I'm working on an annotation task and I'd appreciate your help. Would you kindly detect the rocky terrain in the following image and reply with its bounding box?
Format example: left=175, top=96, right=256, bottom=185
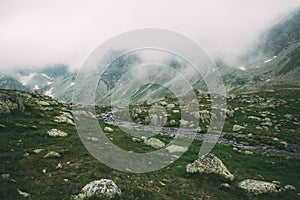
left=0, top=89, right=299, bottom=199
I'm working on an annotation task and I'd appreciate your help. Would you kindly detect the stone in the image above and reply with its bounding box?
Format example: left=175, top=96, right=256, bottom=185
left=44, top=151, right=61, bottom=158
left=1, top=174, right=10, bottom=179
left=33, top=149, right=45, bottom=153
left=87, top=137, right=98, bottom=142
left=166, top=145, right=188, bottom=153
left=17, top=189, right=31, bottom=198
left=243, top=150, right=253, bottom=155
left=280, top=141, right=288, bottom=149
left=144, top=138, right=165, bottom=148
left=73, top=179, right=121, bottom=199
left=104, top=127, right=113, bottom=132
left=238, top=179, right=283, bottom=195
left=248, top=116, right=261, bottom=121
left=56, top=163, right=63, bottom=169
left=38, top=100, right=50, bottom=106
left=179, top=119, right=189, bottom=127
left=186, top=153, right=234, bottom=181
left=54, top=111, right=74, bottom=125
left=196, top=126, right=202, bottom=133
left=169, top=119, right=176, bottom=126
left=167, top=104, right=175, bottom=108
left=221, top=183, right=231, bottom=188
left=284, top=185, right=296, bottom=191
left=232, top=125, right=246, bottom=132
left=47, top=129, right=68, bottom=137
left=261, top=122, right=272, bottom=127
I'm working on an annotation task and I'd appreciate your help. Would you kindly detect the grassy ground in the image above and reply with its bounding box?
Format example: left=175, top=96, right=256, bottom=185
left=1, top=105, right=299, bottom=200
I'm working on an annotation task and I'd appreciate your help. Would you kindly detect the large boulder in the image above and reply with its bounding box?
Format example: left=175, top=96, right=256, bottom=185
left=238, top=179, right=284, bottom=195
left=144, top=138, right=165, bottom=148
left=73, top=179, right=121, bottom=199
left=186, top=153, right=234, bottom=181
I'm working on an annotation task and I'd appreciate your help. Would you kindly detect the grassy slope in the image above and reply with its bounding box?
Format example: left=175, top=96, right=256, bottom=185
left=0, top=103, right=299, bottom=200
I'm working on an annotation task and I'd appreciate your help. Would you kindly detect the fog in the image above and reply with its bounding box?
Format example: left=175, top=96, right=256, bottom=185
left=0, top=0, right=299, bottom=73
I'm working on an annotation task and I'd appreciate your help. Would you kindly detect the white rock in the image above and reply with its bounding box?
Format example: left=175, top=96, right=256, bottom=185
left=74, top=179, right=121, bottom=199
left=144, top=138, right=165, bottom=148
left=232, top=125, right=246, bottom=132
left=47, top=129, right=68, bottom=137
left=17, top=189, right=31, bottom=198
left=104, top=127, right=113, bottom=132
left=238, top=179, right=283, bottom=194
left=33, top=149, right=45, bottom=153
left=56, top=163, right=63, bottom=169
left=44, top=151, right=61, bottom=158
left=166, top=145, right=188, bottom=153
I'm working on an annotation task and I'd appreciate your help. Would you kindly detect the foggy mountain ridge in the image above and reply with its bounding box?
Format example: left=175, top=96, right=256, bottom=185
left=0, top=9, right=299, bottom=101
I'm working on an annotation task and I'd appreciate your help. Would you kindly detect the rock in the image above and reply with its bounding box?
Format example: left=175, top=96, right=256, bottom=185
left=87, top=137, right=98, bottom=142
left=144, top=138, right=165, bottom=148
left=159, top=101, right=167, bottom=106
left=248, top=116, right=261, bottom=121
left=167, top=104, right=175, bottom=108
left=132, top=137, right=141, bottom=142
left=179, top=119, right=189, bottom=127
left=284, top=185, right=296, bottom=191
left=166, top=145, right=188, bottom=153
left=38, top=100, right=50, bottom=106
left=186, top=153, right=234, bottom=181
left=199, top=110, right=211, bottom=123
left=169, top=119, right=176, bottom=126
left=221, top=183, right=231, bottom=188
left=47, top=129, right=68, bottom=137
left=73, top=179, right=121, bottom=199
left=23, top=152, right=30, bottom=157
left=104, top=127, right=113, bottom=132
left=44, top=151, right=61, bottom=158
left=54, top=111, right=74, bottom=125
left=1, top=174, right=10, bottom=179
left=261, top=122, right=272, bottom=127
left=17, top=189, right=31, bottom=198
left=280, top=141, right=288, bottom=149
left=56, top=163, right=63, bottom=169
left=33, top=149, right=45, bottom=153
left=196, top=126, right=202, bottom=133
left=238, top=179, right=283, bottom=194
left=243, top=150, right=253, bottom=155
left=232, top=125, right=246, bottom=132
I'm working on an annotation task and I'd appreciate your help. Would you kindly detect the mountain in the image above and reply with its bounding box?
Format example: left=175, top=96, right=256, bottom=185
left=215, top=8, right=300, bottom=93
left=0, top=74, right=29, bottom=91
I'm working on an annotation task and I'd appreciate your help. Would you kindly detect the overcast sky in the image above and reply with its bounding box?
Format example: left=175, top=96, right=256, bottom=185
left=0, top=0, right=299, bottom=73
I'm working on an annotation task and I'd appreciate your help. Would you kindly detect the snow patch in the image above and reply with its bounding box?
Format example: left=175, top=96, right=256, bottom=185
left=265, top=79, right=271, bottom=82
left=238, top=66, right=246, bottom=71
left=264, top=56, right=277, bottom=63
left=19, top=73, right=36, bottom=85
left=45, top=87, right=54, bottom=98
left=0, top=74, right=4, bottom=79
left=34, top=85, right=40, bottom=90
left=68, top=82, right=75, bottom=88
left=41, top=73, right=53, bottom=80
left=47, top=81, right=53, bottom=85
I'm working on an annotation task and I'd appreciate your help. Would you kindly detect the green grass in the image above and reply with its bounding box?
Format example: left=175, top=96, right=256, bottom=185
left=0, top=89, right=299, bottom=199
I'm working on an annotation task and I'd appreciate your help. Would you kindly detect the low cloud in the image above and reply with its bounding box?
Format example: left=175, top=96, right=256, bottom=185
left=0, top=0, right=299, bottom=73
